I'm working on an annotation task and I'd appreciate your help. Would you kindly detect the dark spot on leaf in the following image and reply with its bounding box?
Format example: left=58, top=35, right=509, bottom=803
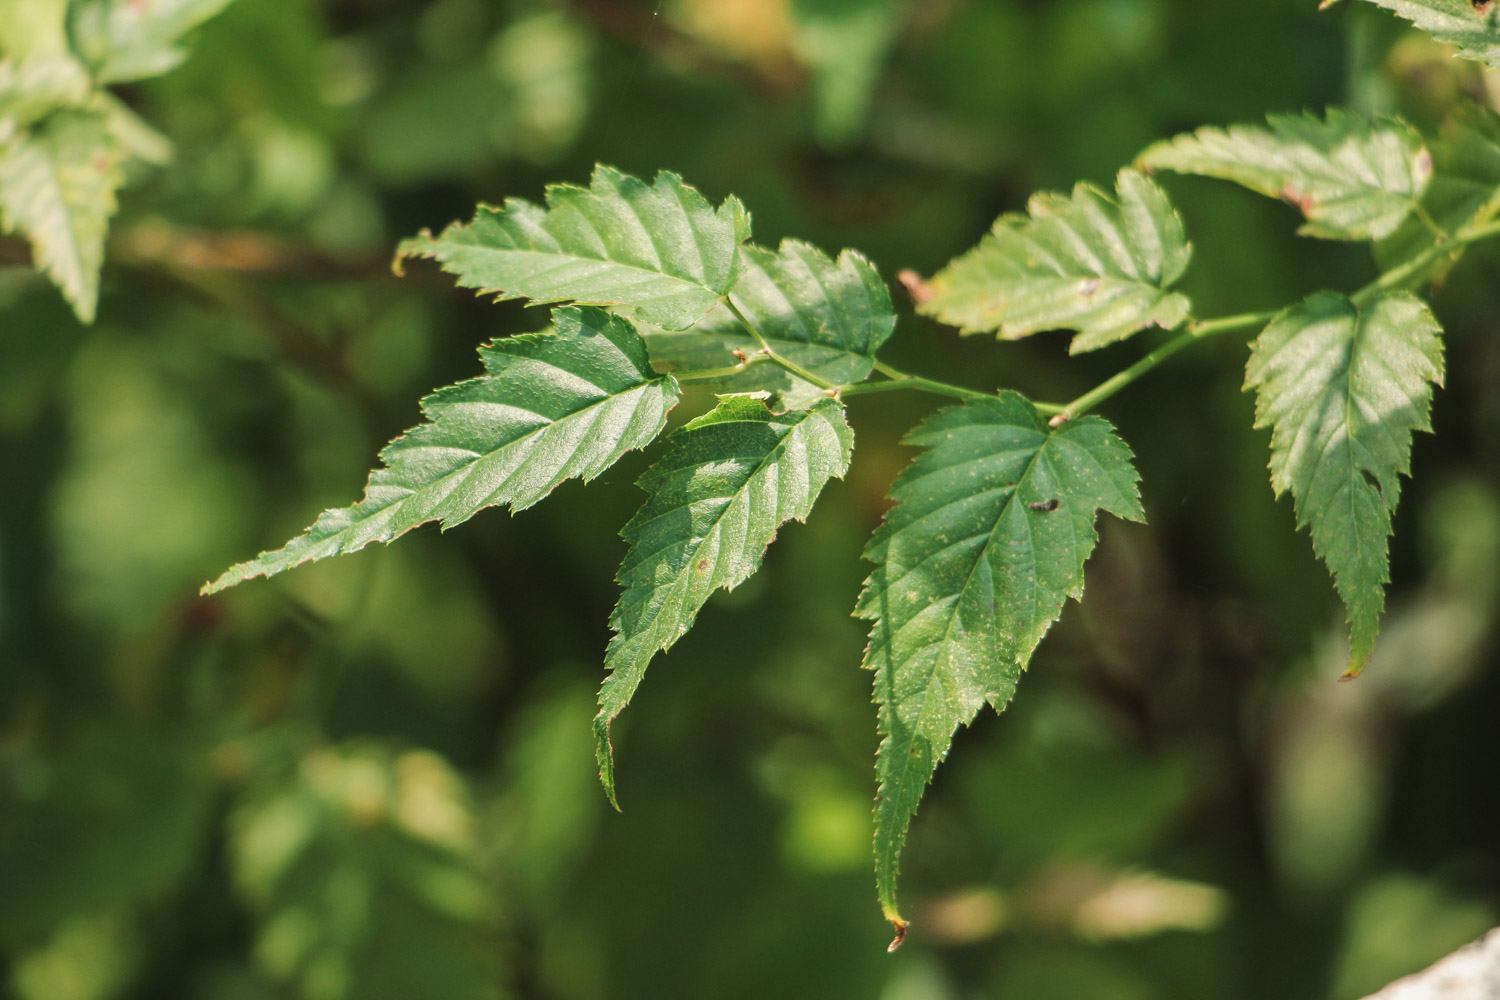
left=1360, top=469, right=1383, bottom=500
left=695, top=559, right=709, bottom=572
left=1028, top=498, right=1060, bottom=512
left=1475, top=0, right=1493, bottom=14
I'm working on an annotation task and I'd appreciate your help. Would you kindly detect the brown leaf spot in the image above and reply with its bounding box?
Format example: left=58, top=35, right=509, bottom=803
left=1475, top=0, right=1494, bottom=14
left=897, top=269, right=936, bottom=305
left=886, top=919, right=909, bottom=952
left=1028, top=498, right=1060, bottom=512
left=1280, top=184, right=1315, bottom=215
left=695, top=559, right=709, bottom=572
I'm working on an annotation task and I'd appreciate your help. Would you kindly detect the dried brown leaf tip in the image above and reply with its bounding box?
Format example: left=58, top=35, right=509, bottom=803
left=1279, top=184, right=1315, bottom=216
left=886, top=919, right=909, bottom=952
left=896, top=269, right=936, bottom=305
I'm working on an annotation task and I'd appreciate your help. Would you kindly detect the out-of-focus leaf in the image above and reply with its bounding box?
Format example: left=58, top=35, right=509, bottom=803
left=0, top=109, right=123, bottom=322
left=0, top=55, right=92, bottom=132
left=67, top=0, right=237, bottom=84
left=788, top=0, right=904, bottom=146
left=920, top=170, right=1192, bottom=352
left=0, top=0, right=71, bottom=59
left=1138, top=109, right=1432, bottom=240
left=644, top=239, right=895, bottom=405
left=0, top=727, right=213, bottom=948
left=229, top=743, right=496, bottom=1000
left=1346, top=0, right=1500, bottom=69
left=856, top=393, right=1144, bottom=932
left=1244, top=291, right=1444, bottom=676
left=205, top=306, right=680, bottom=593
left=397, top=165, right=751, bottom=331
left=1376, top=103, right=1500, bottom=278
left=595, top=394, right=854, bottom=806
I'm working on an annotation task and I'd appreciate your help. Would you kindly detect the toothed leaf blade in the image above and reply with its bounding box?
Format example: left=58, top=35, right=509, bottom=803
left=919, top=170, right=1191, bottom=352
left=594, top=395, right=854, bottom=803
left=397, top=165, right=751, bottom=332
left=204, top=307, right=680, bottom=593
left=857, top=392, right=1144, bottom=927
left=1244, top=291, right=1444, bottom=675
left=1346, top=0, right=1500, bottom=68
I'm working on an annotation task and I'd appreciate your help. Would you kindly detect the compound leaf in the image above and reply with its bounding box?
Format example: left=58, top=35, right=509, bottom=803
left=1345, top=0, right=1500, bottom=69
left=857, top=392, right=1144, bottom=935
left=644, top=239, right=896, bottom=405
left=204, top=306, right=680, bottom=593
left=67, top=0, right=237, bottom=84
left=397, top=165, right=751, bottom=332
left=595, top=395, right=854, bottom=805
left=1139, top=108, right=1432, bottom=240
left=920, top=170, right=1191, bottom=352
left=0, top=109, right=124, bottom=323
left=1245, top=291, right=1444, bottom=676
left=1376, top=103, right=1500, bottom=279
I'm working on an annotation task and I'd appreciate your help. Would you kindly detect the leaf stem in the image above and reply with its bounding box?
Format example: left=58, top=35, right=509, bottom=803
left=840, top=361, right=993, bottom=401
left=672, top=355, right=773, bottom=382
left=723, top=296, right=840, bottom=390
left=1051, top=310, right=1278, bottom=422
left=1352, top=216, right=1500, bottom=306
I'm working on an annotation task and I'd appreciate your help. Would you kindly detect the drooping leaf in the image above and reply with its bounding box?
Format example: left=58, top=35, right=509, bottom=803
left=1244, top=291, right=1444, bottom=676
left=1344, top=0, right=1500, bottom=69
left=0, top=109, right=124, bottom=323
left=1138, top=108, right=1432, bottom=240
left=1376, top=103, right=1500, bottom=279
left=67, top=0, right=237, bottom=84
left=643, top=239, right=896, bottom=405
left=594, top=394, right=854, bottom=805
left=856, top=392, right=1144, bottom=934
left=919, top=170, right=1192, bottom=352
left=396, top=165, right=751, bottom=332
left=204, top=306, right=680, bottom=593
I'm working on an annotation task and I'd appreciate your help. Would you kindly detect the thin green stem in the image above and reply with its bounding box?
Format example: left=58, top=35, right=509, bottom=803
left=1410, top=199, right=1448, bottom=244
left=1352, top=215, right=1500, bottom=306
left=845, top=360, right=991, bottom=401
left=723, top=296, right=839, bottom=390
left=672, top=355, right=772, bottom=382
left=1053, top=310, right=1278, bottom=422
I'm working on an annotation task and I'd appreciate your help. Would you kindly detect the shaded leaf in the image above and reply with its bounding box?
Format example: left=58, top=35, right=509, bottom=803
left=788, top=0, right=905, bottom=146
left=644, top=239, right=895, bottom=405
left=595, top=395, right=854, bottom=804
left=1245, top=291, right=1444, bottom=675
left=397, top=165, right=751, bottom=331
left=856, top=392, right=1144, bottom=932
left=1376, top=103, right=1500, bottom=279
left=68, top=0, right=237, bottom=84
left=1345, top=0, right=1500, bottom=69
left=919, top=170, right=1191, bottom=352
left=1139, top=108, right=1432, bottom=240
left=0, top=109, right=124, bottom=323
left=204, top=306, right=679, bottom=593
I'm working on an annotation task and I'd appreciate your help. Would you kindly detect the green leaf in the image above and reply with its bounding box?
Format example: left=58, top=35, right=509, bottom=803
left=919, top=169, right=1192, bottom=352
left=1376, top=104, right=1500, bottom=279
left=788, top=0, right=904, bottom=146
left=1244, top=291, right=1444, bottom=676
left=0, top=109, right=124, bottom=323
left=643, top=239, right=895, bottom=405
left=204, top=306, right=680, bottom=593
left=396, top=165, right=751, bottom=332
left=1138, top=108, right=1433, bottom=241
left=855, top=392, right=1144, bottom=933
left=0, top=55, right=93, bottom=129
left=594, top=394, right=854, bottom=805
left=67, top=0, right=237, bottom=84
left=1344, top=0, right=1500, bottom=69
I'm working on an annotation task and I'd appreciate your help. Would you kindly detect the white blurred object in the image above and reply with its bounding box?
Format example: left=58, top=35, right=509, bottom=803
left=1362, top=928, right=1500, bottom=1000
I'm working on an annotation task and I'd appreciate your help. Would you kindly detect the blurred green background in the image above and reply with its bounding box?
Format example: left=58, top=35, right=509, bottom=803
left=3, top=1, right=1499, bottom=998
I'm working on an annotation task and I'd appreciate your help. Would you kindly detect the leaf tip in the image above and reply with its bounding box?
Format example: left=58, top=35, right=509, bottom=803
left=593, top=715, right=623, bottom=812
left=896, top=269, right=936, bottom=305
left=885, top=918, right=909, bottom=952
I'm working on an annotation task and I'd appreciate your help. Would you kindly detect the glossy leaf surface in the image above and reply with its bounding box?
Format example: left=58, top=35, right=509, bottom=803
left=920, top=170, right=1192, bottom=352
left=397, top=165, right=751, bottom=331
left=595, top=395, right=854, bottom=804
left=856, top=392, right=1144, bottom=931
left=1245, top=291, right=1444, bottom=675
left=205, top=307, right=679, bottom=593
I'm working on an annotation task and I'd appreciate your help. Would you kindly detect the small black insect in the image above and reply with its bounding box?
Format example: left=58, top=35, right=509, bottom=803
left=1028, top=498, right=1060, bottom=512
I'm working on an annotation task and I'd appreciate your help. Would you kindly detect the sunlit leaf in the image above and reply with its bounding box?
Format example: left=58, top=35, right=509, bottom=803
left=67, top=0, right=237, bottom=84
left=397, top=164, right=751, bottom=331
left=595, top=394, right=854, bottom=805
left=1139, top=108, right=1432, bottom=240
left=1245, top=291, right=1444, bottom=675
left=0, top=109, right=124, bottom=323
left=204, top=306, right=680, bottom=593
left=856, top=392, right=1144, bottom=933
left=1345, top=0, right=1500, bottom=68
left=644, top=239, right=895, bottom=405
left=920, top=170, right=1192, bottom=352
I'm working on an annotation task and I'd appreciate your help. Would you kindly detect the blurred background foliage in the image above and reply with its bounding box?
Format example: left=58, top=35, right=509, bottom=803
left=2, top=0, right=1499, bottom=998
